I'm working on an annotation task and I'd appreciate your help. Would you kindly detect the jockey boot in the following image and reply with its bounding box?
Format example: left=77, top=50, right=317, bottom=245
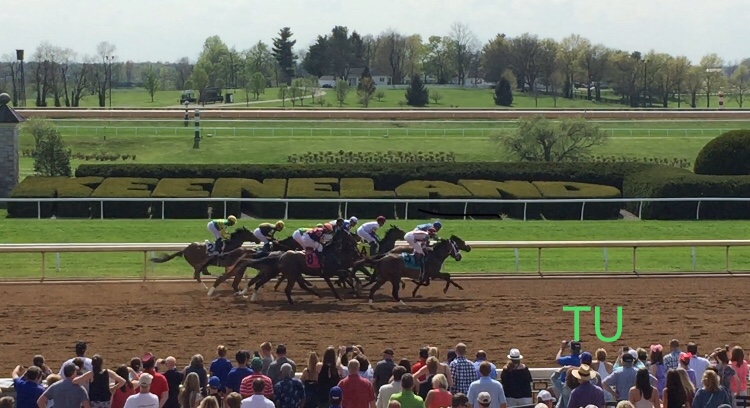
left=369, top=242, right=378, bottom=256
left=214, top=239, right=224, bottom=255
left=415, top=253, right=428, bottom=284
left=262, top=242, right=272, bottom=252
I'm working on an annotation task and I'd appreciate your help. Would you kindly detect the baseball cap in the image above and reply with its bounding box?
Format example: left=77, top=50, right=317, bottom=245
left=208, top=376, right=221, bottom=389
left=139, top=373, right=153, bottom=386
left=621, top=352, right=635, bottom=362
left=142, top=353, right=155, bottom=364
left=580, top=352, right=593, bottom=364
left=251, top=357, right=263, bottom=369
left=478, top=392, right=492, bottom=405
left=537, top=390, right=556, bottom=402
left=329, top=386, right=342, bottom=400
left=569, top=341, right=582, bottom=352
left=383, top=348, right=394, bottom=356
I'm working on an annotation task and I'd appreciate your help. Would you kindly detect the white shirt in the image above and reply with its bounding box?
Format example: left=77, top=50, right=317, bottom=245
left=241, top=395, right=275, bottom=408
left=689, top=356, right=711, bottom=385
left=359, top=221, right=380, bottom=234
left=58, top=357, right=93, bottom=375
left=405, top=230, right=430, bottom=242
left=124, top=392, right=159, bottom=408
left=377, top=381, right=402, bottom=408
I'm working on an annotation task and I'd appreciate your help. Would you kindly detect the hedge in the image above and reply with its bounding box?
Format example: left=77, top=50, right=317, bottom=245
left=694, top=130, right=750, bottom=176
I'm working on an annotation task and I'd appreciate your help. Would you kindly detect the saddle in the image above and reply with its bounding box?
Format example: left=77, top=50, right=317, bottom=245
left=400, top=253, right=422, bottom=270
left=304, top=249, right=322, bottom=269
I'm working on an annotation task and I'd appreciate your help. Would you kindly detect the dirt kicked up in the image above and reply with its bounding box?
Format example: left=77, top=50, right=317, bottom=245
left=1, top=276, right=748, bottom=374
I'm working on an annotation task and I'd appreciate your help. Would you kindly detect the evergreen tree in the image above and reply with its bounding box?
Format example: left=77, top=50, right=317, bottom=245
left=272, top=27, right=297, bottom=85
left=405, top=74, right=429, bottom=107
left=494, top=78, right=514, bottom=106
left=27, top=119, right=72, bottom=177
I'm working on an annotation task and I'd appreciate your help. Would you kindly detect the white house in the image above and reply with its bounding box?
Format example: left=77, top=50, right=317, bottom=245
left=319, top=76, right=337, bottom=87
left=318, top=68, right=392, bottom=88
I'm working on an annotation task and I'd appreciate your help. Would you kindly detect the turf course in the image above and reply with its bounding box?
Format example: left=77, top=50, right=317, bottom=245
left=1, top=218, right=749, bottom=279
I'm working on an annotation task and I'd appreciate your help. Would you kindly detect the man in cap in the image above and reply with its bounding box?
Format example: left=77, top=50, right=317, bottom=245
left=475, top=392, right=493, bottom=408
left=567, top=365, right=604, bottom=408
left=37, top=363, right=90, bottom=408
left=373, top=348, right=396, bottom=394
left=466, top=362, right=506, bottom=408
left=555, top=340, right=582, bottom=383
left=329, top=386, right=343, bottom=408
left=240, top=357, right=273, bottom=399
left=536, top=390, right=556, bottom=408
left=141, top=353, right=169, bottom=408
left=208, top=376, right=225, bottom=407
left=124, top=374, right=159, bottom=408
left=273, top=363, right=305, bottom=408
left=603, top=352, right=639, bottom=402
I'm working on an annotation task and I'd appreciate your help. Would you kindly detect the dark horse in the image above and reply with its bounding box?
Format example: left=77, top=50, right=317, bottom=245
left=350, top=225, right=407, bottom=282
left=366, top=235, right=472, bottom=305
left=150, top=226, right=256, bottom=286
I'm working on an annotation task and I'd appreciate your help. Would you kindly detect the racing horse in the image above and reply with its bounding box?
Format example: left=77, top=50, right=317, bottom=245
left=150, top=226, right=256, bottom=284
left=350, top=225, right=407, bottom=282
left=366, top=235, right=471, bottom=305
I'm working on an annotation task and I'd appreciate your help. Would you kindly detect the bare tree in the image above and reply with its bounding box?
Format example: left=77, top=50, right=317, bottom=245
left=0, top=54, right=19, bottom=105
left=449, top=22, right=478, bottom=85
left=508, top=33, right=543, bottom=94
left=174, top=57, right=193, bottom=90
left=700, top=53, right=725, bottom=108
left=89, top=41, right=116, bottom=107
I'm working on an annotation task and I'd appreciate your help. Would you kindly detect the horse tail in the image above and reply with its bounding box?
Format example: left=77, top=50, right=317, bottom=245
left=150, top=250, right=185, bottom=263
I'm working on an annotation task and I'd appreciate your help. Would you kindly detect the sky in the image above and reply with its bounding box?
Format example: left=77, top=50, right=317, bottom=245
left=4, top=0, right=747, bottom=65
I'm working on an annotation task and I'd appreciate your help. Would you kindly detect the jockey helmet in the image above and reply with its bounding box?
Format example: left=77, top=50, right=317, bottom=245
left=433, top=221, right=442, bottom=229
left=323, top=223, right=334, bottom=232
left=227, top=215, right=237, bottom=224
left=376, top=216, right=386, bottom=225
left=349, top=216, right=358, bottom=225
left=428, top=228, right=437, bottom=236
left=275, top=220, right=285, bottom=230
left=336, top=218, right=344, bottom=225
left=316, top=223, right=324, bottom=228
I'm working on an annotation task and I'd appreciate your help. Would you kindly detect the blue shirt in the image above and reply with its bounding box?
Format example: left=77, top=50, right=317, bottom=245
left=210, top=358, right=234, bottom=388
left=273, top=377, right=305, bottom=408
left=473, top=360, right=498, bottom=380
left=226, top=367, right=253, bottom=393
left=557, top=353, right=580, bottom=382
left=567, top=381, right=605, bottom=408
left=415, top=223, right=436, bottom=232
left=603, top=366, right=638, bottom=400
left=467, top=377, right=506, bottom=408
left=13, top=378, right=45, bottom=408
left=693, top=388, right=731, bottom=408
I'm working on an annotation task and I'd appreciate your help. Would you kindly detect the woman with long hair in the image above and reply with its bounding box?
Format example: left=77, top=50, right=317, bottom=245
left=628, top=368, right=660, bottom=408
left=180, top=372, right=203, bottom=408
left=300, top=351, right=320, bottom=408
left=663, top=369, right=689, bottom=408
left=692, top=370, right=731, bottom=408
left=317, top=347, right=342, bottom=408
left=500, top=349, right=533, bottom=407
left=197, top=397, right=219, bottom=408
left=356, top=355, right=373, bottom=381
left=650, top=345, right=668, bottom=400
left=185, top=355, right=208, bottom=396
left=424, top=374, right=452, bottom=408
left=552, top=367, right=579, bottom=408
left=111, top=365, right=139, bottom=408
left=73, top=355, right=126, bottom=408
left=730, top=346, right=748, bottom=398
left=414, top=356, right=452, bottom=390
left=710, top=348, right=736, bottom=398
left=678, top=368, right=697, bottom=405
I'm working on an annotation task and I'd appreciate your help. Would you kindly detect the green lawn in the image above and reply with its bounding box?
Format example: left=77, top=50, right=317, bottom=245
left=0, top=219, right=748, bottom=279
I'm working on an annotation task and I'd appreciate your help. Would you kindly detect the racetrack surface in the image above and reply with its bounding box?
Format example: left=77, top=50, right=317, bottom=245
left=2, top=276, right=748, bottom=374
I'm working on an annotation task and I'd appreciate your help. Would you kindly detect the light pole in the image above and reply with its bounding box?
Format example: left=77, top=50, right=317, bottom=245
left=642, top=58, right=649, bottom=108
left=15, top=49, right=25, bottom=107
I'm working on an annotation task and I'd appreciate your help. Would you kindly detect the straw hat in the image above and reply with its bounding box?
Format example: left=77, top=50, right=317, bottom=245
left=572, top=364, right=598, bottom=382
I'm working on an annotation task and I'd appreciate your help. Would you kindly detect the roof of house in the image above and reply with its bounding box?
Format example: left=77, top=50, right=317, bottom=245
left=319, top=75, right=336, bottom=81
left=369, top=68, right=390, bottom=77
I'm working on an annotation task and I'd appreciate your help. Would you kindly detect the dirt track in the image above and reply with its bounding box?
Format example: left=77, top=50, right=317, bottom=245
left=2, top=277, right=748, bottom=374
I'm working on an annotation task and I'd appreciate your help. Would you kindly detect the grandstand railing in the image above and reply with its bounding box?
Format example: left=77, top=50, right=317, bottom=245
left=1, top=197, right=748, bottom=221
left=1, top=239, right=749, bottom=280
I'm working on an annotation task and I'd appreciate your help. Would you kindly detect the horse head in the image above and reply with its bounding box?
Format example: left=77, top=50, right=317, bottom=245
left=230, top=226, right=254, bottom=242
left=385, top=224, right=406, bottom=241
left=449, top=234, right=471, bottom=252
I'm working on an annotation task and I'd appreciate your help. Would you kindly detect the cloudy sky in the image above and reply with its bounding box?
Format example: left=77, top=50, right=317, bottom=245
left=5, top=0, right=747, bottom=64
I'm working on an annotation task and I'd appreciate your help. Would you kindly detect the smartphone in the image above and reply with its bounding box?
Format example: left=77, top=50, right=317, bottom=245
left=346, top=346, right=354, bottom=353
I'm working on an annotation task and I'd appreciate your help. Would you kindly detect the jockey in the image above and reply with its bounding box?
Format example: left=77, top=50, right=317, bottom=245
left=416, top=220, right=442, bottom=233
left=348, top=216, right=358, bottom=232
left=404, top=227, right=437, bottom=283
left=301, top=223, right=334, bottom=268
left=207, top=215, right=237, bottom=255
left=330, top=216, right=358, bottom=233
left=292, top=226, right=314, bottom=249
left=356, top=216, right=386, bottom=256
left=253, top=221, right=285, bottom=251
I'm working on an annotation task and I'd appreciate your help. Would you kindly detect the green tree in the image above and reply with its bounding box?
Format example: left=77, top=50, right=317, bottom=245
left=193, top=36, right=231, bottom=87
left=700, top=53, right=726, bottom=108
left=190, top=66, right=209, bottom=92
left=405, top=74, right=429, bottom=107
left=494, top=77, right=514, bottom=106
left=272, top=27, right=297, bottom=85
left=26, top=118, right=72, bottom=177
left=731, top=64, right=749, bottom=108
left=430, top=89, right=443, bottom=104
left=250, top=72, right=266, bottom=100
left=142, top=65, right=159, bottom=102
left=277, top=84, right=288, bottom=107
left=499, top=116, right=608, bottom=162
left=357, top=77, right=376, bottom=107
left=334, top=79, right=350, bottom=107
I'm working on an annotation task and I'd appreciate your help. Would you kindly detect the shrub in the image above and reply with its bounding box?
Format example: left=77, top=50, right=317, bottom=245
left=211, top=178, right=288, bottom=218
left=151, top=178, right=214, bottom=219
left=7, top=176, right=103, bottom=218
left=25, top=118, right=72, bottom=177
left=494, top=78, right=513, bottom=106
left=694, top=129, right=750, bottom=175
left=90, top=178, right=159, bottom=218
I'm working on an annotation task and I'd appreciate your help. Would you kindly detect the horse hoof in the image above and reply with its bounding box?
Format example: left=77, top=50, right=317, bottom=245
left=368, top=299, right=373, bottom=304
left=233, top=291, right=244, bottom=297
left=250, top=292, right=258, bottom=302
left=399, top=300, right=407, bottom=306
left=201, top=283, right=208, bottom=290
left=207, top=287, right=215, bottom=297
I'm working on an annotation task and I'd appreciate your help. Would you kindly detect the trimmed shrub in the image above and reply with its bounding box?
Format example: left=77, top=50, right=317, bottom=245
left=8, top=176, right=103, bottom=218
left=151, top=178, right=214, bottom=219
left=395, top=181, right=472, bottom=219
left=211, top=178, right=287, bottom=218
left=694, top=130, right=750, bottom=175
left=340, top=178, right=397, bottom=219
left=286, top=178, right=340, bottom=218
left=90, top=178, right=159, bottom=218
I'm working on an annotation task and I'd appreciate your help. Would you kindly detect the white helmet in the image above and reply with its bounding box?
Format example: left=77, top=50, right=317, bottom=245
left=349, top=216, right=358, bottom=225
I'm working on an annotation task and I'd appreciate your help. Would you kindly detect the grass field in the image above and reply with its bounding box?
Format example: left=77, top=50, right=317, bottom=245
left=0, top=218, right=749, bottom=279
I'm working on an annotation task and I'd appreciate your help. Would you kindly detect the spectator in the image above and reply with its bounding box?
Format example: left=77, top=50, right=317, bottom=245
left=472, top=392, right=502, bottom=408
left=301, top=352, right=321, bottom=408
left=615, top=350, right=642, bottom=372
left=693, top=370, right=731, bottom=408
left=227, top=351, right=254, bottom=394
left=32, top=356, right=53, bottom=378
left=124, top=374, right=159, bottom=408
left=499, top=349, right=532, bottom=407
left=397, top=360, right=412, bottom=379
left=417, top=359, right=438, bottom=399
left=424, top=374, right=452, bottom=408
left=357, top=355, right=374, bottom=382
left=185, top=355, right=208, bottom=396
left=679, top=353, right=698, bottom=388
left=12, top=365, right=45, bottom=408
left=467, top=362, right=506, bottom=408
left=274, top=363, right=306, bottom=408
left=198, top=398, right=219, bottom=408
left=414, top=357, right=452, bottom=392
left=211, top=346, right=234, bottom=391
left=377, top=366, right=406, bottom=408
left=241, top=379, right=275, bottom=408
left=240, top=358, right=273, bottom=399
left=450, top=344, right=477, bottom=395
left=551, top=367, right=578, bottom=408
left=319, top=348, right=344, bottom=408
left=388, top=402, right=400, bottom=408
left=329, top=387, right=343, bottom=408
left=180, top=373, right=204, bottom=408
left=1, top=398, right=15, bottom=408
left=452, top=394, right=469, bottom=408
left=163, top=358, right=184, bottom=408
left=567, top=365, right=604, bottom=408
left=73, top=355, right=127, bottom=408
left=617, top=403, right=635, bottom=408
left=603, top=352, right=639, bottom=402
left=269, top=345, right=297, bottom=384
left=337, top=359, right=376, bottom=408
left=648, top=345, right=667, bottom=400
left=112, top=366, right=139, bottom=408
left=412, top=349, right=430, bottom=383
left=142, top=353, right=170, bottom=408
left=685, top=344, right=710, bottom=386
left=226, top=393, right=243, bottom=408
left=636, top=349, right=649, bottom=370
left=535, top=391, right=555, bottom=408
left=474, top=352, right=497, bottom=381
left=663, top=340, right=681, bottom=370
left=627, top=369, right=659, bottom=408
left=207, top=377, right=225, bottom=408
left=260, top=343, right=275, bottom=376
left=676, top=368, right=696, bottom=406
left=663, top=370, right=687, bottom=408
left=130, top=358, right=143, bottom=381
left=37, top=363, right=90, bottom=408
left=59, top=341, right=93, bottom=375
left=555, top=341, right=581, bottom=383
left=373, top=349, right=397, bottom=393
left=389, top=374, right=423, bottom=408
left=729, top=346, right=748, bottom=399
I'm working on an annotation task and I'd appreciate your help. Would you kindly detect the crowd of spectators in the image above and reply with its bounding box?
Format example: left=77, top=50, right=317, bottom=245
left=4, top=339, right=749, bottom=408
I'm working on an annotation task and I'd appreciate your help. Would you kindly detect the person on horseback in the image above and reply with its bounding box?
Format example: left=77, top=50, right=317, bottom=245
left=207, top=215, right=237, bottom=255
left=404, top=227, right=437, bottom=284
left=416, top=220, right=442, bottom=233
left=330, top=216, right=358, bottom=233
left=300, top=223, right=334, bottom=268
left=292, top=226, right=314, bottom=249
left=253, top=221, right=285, bottom=251
left=357, top=216, right=386, bottom=256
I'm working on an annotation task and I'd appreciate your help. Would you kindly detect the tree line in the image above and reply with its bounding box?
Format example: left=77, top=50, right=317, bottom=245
left=2, top=23, right=749, bottom=108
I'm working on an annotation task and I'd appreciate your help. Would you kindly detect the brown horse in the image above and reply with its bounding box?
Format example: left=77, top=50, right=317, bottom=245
left=367, top=235, right=471, bottom=305
left=150, top=226, right=257, bottom=286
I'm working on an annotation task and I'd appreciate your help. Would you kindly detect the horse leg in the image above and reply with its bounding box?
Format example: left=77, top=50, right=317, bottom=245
left=274, top=275, right=285, bottom=291
left=207, top=269, right=235, bottom=297
left=412, top=282, right=422, bottom=298
left=322, top=275, right=343, bottom=301
left=367, top=277, right=387, bottom=304
left=296, top=275, right=322, bottom=298
left=283, top=273, right=296, bottom=305
left=391, top=276, right=406, bottom=306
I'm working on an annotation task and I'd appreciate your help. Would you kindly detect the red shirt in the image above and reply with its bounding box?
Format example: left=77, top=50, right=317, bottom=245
left=239, top=374, right=274, bottom=399
left=143, top=369, right=169, bottom=400
left=111, top=386, right=136, bottom=408
left=338, top=374, right=375, bottom=408
left=411, top=359, right=427, bottom=382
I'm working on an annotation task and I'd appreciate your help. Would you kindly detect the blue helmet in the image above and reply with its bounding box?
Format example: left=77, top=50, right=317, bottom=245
left=433, top=221, right=442, bottom=229
left=349, top=216, right=358, bottom=225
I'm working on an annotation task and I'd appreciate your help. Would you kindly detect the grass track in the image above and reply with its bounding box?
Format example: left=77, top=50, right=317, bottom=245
left=1, top=219, right=749, bottom=279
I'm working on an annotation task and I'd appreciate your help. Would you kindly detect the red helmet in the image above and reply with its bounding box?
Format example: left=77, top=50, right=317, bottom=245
left=323, top=223, right=333, bottom=232
left=376, top=216, right=386, bottom=225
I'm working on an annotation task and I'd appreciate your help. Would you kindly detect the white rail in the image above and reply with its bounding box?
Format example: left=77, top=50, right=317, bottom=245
left=1, top=197, right=747, bottom=221
left=1, top=240, right=749, bottom=281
